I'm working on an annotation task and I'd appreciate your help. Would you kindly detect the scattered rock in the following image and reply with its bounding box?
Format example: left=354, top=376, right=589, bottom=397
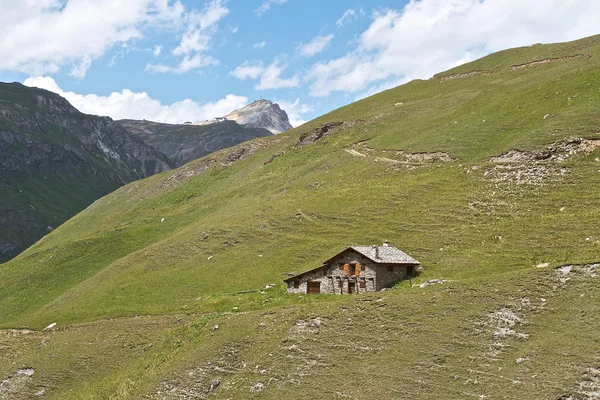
left=16, top=369, right=34, bottom=377
left=417, top=278, right=452, bottom=288
left=556, top=265, right=573, bottom=275
left=264, top=284, right=276, bottom=289
left=509, top=54, right=582, bottom=71
left=536, top=263, right=550, bottom=268
left=250, top=382, right=265, bottom=393
left=484, top=164, right=568, bottom=186
left=263, top=152, right=282, bottom=165
left=437, top=70, right=480, bottom=81
left=296, top=122, right=343, bottom=147
left=559, top=367, right=600, bottom=400
left=209, top=379, right=220, bottom=391
left=347, top=142, right=455, bottom=164
left=0, top=368, right=35, bottom=397
left=490, top=139, right=600, bottom=164
left=484, top=308, right=529, bottom=356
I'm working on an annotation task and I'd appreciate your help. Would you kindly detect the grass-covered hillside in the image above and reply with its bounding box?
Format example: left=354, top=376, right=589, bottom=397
left=1, top=35, right=599, bottom=399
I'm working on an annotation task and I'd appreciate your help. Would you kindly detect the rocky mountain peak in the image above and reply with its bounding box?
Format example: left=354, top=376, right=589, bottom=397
left=224, top=99, right=293, bottom=134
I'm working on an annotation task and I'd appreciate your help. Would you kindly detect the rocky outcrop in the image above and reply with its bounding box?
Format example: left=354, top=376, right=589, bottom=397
left=0, top=82, right=173, bottom=261
left=224, top=100, right=293, bottom=134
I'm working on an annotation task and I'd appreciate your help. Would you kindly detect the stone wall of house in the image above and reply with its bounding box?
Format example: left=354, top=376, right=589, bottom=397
left=374, top=264, right=410, bottom=290
left=286, top=249, right=417, bottom=295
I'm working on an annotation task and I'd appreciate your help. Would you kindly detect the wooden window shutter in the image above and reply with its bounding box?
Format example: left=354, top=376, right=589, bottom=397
left=355, top=264, right=361, bottom=276
left=344, top=264, right=349, bottom=276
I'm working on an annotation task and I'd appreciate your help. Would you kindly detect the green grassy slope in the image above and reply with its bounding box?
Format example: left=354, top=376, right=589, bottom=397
left=0, top=35, right=599, bottom=399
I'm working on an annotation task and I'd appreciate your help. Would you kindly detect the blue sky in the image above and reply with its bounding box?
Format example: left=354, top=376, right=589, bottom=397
left=1, top=0, right=599, bottom=126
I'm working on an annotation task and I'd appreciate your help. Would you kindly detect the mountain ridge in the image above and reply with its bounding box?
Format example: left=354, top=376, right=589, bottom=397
left=0, top=82, right=173, bottom=261
left=117, top=119, right=272, bottom=167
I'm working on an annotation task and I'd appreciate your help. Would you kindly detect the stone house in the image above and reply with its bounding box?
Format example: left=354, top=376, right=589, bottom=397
left=285, top=242, right=420, bottom=294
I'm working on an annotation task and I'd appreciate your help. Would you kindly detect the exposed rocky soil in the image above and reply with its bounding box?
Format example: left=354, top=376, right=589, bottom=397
left=484, top=164, right=568, bottom=186
left=509, top=54, right=583, bottom=70
left=0, top=368, right=36, bottom=399
left=295, top=122, right=344, bottom=146
left=435, top=53, right=585, bottom=80
left=490, top=138, right=600, bottom=163
left=345, top=141, right=455, bottom=164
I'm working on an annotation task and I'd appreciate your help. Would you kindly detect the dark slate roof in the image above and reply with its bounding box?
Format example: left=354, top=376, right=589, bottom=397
left=350, top=246, right=420, bottom=265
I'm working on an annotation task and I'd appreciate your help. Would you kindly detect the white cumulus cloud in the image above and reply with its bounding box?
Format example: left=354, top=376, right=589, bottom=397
left=230, top=59, right=299, bottom=90
left=297, top=34, right=334, bottom=58
left=0, top=0, right=186, bottom=77
left=308, top=0, right=600, bottom=97
left=230, top=61, right=265, bottom=80
left=275, top=98, right=314, bottom=127
left=24, top=76, right=249, bottom=124
left=146, top=0, right=229, bottom=74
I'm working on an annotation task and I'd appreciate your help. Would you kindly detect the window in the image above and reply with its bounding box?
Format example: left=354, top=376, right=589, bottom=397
left=339, top=263, right=345, bottom=270
left=359, top=279, right=366, bottom=289
left=349, top=263, right=357, bottom=276
left=361, top=264, right=366, bottom=272
left=294, top=280, right=300, bottom=289
left=387, top=266, right=394, bottom=272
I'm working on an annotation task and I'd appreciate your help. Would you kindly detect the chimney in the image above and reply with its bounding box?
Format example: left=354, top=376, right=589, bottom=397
left=372, top=245, right=380, bottom=259
left=383, top=241, right=391, bottom=247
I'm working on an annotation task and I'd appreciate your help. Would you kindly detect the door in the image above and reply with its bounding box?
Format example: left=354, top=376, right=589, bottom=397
left=307, top=281, right=321, bottom=294
left=348, top=282, right=356, bottom=294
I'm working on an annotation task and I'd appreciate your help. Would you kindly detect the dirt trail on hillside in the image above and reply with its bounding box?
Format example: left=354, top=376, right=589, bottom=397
left=345, top=142, right=455, bottom=165
left=436, top=53, right=586, bottom=81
